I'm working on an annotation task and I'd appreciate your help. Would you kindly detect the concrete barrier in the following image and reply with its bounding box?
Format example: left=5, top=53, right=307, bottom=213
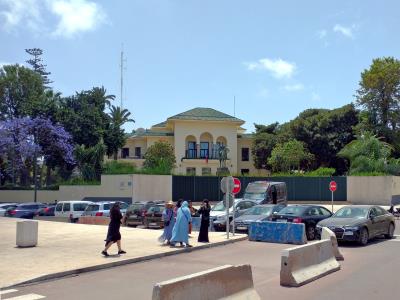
left=280, top=239, right=341, bottom=287
left=78, top=216, right=110, bottom=226
left=152, top=264, right=260, bottom=300
left=249, top=221, right=307, bottom=245
left=16, top=220, right=38, bottom=247
left=321, top=227, right=344, bottom=261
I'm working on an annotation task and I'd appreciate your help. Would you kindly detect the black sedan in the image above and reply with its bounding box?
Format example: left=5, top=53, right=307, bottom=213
left=271, top=205, right=333, bottom=240
left=233, top=204, right=286, bottom=233
left=316, top=205, right=395, bottom=246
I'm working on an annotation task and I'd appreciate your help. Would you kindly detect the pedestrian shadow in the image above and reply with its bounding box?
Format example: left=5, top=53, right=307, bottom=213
left=102, top=254, right=121, bottom=258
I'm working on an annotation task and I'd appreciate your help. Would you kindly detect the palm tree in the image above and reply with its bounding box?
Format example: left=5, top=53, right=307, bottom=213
left=106, top=106, right=135, bottom=160
left=109, top=105, right=135, bottom=127
left=91, top=86, right=115, bottom=107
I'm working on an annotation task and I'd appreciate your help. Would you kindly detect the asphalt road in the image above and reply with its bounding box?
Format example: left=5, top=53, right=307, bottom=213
left=3, top=220, right=400, bottom=300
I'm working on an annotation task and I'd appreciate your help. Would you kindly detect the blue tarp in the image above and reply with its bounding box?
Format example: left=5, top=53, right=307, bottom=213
left=248, top=221, right=306, bottom=245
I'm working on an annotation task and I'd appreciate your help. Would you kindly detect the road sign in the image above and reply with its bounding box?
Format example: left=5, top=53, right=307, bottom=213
left=232, top=177, right=241, bottom=194
left=220, top=177, right=234, bottom=194
left=329, top=181, right=337, bottom=192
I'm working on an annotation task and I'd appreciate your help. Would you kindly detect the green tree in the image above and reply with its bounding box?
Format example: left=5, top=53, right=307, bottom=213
left=143, top=141, right=176, bottom=174
left=268, top=139, right=314, bottom=173
left=356, top=57, right=400, bottom=149
left=25, top=48, right=53, bottom=87
left=251, top=123, right=280, bottom=170
left=338, top=132, right=400, bottom=175
left=74, top=143, right=106, bottom=181
left=58, top=87, right=115, bottom=147
left=104, top=105, right=135, bottom=160
left=286, top=104, right=359, bottom=173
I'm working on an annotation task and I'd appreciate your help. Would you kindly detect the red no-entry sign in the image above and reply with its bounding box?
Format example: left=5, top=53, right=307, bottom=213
left=232, top=177, right=241, bottom=194
left=329, top=181, right=337, bottom=192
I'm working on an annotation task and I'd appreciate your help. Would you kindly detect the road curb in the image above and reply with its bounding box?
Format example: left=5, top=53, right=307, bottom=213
left=1, top=235, right=247, bottom=290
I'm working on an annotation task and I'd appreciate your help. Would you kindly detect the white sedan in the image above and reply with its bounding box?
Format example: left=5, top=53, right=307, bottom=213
left=0, top=203, right=18, bottom=216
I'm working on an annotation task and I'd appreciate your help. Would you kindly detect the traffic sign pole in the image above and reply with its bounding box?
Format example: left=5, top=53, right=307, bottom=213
left=329, top=181, right=337, bottom=213
left=232, top=192, right=235, bottom=236
left=225, top=178, right=230, bottom=240
left=331, top=190, right=334, bottom=214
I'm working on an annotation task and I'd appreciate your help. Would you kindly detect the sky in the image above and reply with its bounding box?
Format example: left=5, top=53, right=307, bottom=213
left=1, top=0, right=400, bottom=133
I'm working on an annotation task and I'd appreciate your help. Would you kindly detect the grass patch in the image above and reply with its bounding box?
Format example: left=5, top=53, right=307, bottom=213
left=103, top=161, right=137, bottom=174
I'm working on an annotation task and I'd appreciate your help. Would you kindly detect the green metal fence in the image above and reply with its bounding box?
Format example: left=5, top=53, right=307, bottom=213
left=172, top=176, right=347, bottom=202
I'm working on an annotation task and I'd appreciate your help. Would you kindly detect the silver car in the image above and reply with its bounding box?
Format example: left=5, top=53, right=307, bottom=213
left=82, top=201, right=128, bottom=217
left=0, top=203, right=18, bottom=216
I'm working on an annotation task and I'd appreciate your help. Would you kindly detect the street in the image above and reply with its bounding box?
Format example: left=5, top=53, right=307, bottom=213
left=3, top=221, right=399, bottom=300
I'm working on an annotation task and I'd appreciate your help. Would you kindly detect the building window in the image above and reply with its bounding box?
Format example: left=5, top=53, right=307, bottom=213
left=187, top=142, right=196, bottom=158
left=122, top=148, right=130, bottom=158
left=186, top=167, right=196, bottom=176
left=200, top=142, right=209, bottom=158
left=202, top=167, right=211, bottom=176
left=134, top=147, right=141, bottom=158
left=241, top=148, right=249, bottom=161
left=241, top=169, right=250, bottom=176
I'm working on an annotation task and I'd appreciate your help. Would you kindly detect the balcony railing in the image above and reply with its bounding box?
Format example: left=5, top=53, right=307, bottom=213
left=184, top=149, right=229, bottom=160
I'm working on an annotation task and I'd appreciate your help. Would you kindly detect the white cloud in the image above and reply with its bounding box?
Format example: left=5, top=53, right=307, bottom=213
left=245, top=58, right=296, bottom=79
left=0, top=0, right=106, bottom=37
left=333, top=24, right=355, bottom=38
left=0, top=0, right=42, bottom=32
left=283, top=83, right=304, bottom=92
left=50, top=0, right=106, bottom=38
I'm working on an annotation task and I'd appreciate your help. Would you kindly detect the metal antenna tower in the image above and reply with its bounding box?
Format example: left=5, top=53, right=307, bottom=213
left=120, top=44, right=127, bottom=108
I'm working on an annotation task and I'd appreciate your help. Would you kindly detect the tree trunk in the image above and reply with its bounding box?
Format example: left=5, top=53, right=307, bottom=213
left=46, top=164, right=52, bottom=186
left=113, top=151, right=118, bottom=160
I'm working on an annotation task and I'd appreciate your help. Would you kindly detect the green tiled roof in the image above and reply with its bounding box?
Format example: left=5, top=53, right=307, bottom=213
left=152, top=121, right=167, bottom=128
left=134, top=130, right=174, bottom=137
left=167, top=107, right=244, bottom=123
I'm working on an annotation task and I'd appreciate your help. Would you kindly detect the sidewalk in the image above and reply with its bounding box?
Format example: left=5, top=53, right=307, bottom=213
left=0, top=217, right=246, bottom=289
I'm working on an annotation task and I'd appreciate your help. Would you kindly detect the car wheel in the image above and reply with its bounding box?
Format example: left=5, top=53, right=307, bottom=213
left=358, top=227, right=369, bottom=246
left=306, top=225, right=316, bottom=240
left=385, top=223, right=395, bottom=239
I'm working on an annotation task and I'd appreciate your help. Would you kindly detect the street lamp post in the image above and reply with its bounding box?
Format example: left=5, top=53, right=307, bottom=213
left=33, top=128, right=38, bottom=203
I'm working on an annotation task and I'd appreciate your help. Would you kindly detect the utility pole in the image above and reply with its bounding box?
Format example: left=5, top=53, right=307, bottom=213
left=233, top=96, right=236, bottom=117
left=33, top=128, right=38, bottom=203
left=120, top=44, right=127, bottom=109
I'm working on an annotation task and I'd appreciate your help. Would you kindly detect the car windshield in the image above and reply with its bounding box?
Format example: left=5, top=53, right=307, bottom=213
left=243, top=193, right=266, bottom=201
left=243, top=206, right=273, bottom=216
left=212, top=200, right=237, bottom=211
left=85, top=204, right=100, bottom=212
left=278, top=206, right=307, bottom=215
left=333, top=207, right=369, bottom=218
left=148, top=206, right=164, bottom=213
left=128, top=204, right=143, bottom=212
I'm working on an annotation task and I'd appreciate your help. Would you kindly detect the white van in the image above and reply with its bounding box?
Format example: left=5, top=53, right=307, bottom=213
left=55, top=200, right=93, bottom=222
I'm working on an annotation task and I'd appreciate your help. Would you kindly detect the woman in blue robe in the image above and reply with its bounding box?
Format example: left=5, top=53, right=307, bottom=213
left=170, top=201, right=192, bottom=247
left=158, top=201, right=175, bottom=245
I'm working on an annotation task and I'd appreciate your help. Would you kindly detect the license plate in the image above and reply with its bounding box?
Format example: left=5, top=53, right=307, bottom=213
left=343, top=231, right=353, bottom=236
left=149, top=222, right=157, bottom=226
left=277, top=219, right=288, bottom=223
left=237, top=226, right=247, bottom=230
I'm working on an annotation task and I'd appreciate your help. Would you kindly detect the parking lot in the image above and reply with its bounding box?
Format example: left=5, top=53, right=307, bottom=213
left=6, top=220, right=399, bottom=300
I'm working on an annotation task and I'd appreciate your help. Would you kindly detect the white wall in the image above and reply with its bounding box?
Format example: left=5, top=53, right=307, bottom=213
left=347, top=176, right=394, bottom=205
left=0, top=190, right=58, bottom=204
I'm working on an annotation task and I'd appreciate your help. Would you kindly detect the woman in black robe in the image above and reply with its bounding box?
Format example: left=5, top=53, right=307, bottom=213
left=198, top=199, right=211, bottom=243
left=102, top=202, right=126, bottom=256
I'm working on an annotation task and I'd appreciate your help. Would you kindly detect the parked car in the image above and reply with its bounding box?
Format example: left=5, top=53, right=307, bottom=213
left=55, top=201, right=93, bottom=222
left=6, top=203, right=47, bottom=219
left=125, top=201, right=163, bottom=227
left=82, top=201, right=128, bottom=217
left=233, top=204, right=287, bottom=233
left=0, top=203, right=18, bottom=216
left=241, top=181, right=287, bottom=204
left=212, top=199, right=258, bottom=231
left=271, top=205, right=333, bottom=240
left=38, top=205, right=56, bottom=216
left=143, top=203, right=165, bottom=228
left=316, top=205, right=396, bottom=246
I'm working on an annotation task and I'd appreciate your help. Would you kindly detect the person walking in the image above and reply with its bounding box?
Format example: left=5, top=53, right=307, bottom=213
left=188, top=200, right=197, bottom=235
left=102, top=202, right=126, bottom=256
left=158, top=201, right=175, bottom=245
left=170, top=201, right=192, bottom=248
left=198, top=199, right=211, bottom=243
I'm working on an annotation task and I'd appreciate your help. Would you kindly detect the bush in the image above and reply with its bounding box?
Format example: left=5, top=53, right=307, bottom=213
left=60, top=177, right=100, bottom=185
left=103, top=161, right=136, bottom=174
left=307, top=167, right=336, bottom=176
